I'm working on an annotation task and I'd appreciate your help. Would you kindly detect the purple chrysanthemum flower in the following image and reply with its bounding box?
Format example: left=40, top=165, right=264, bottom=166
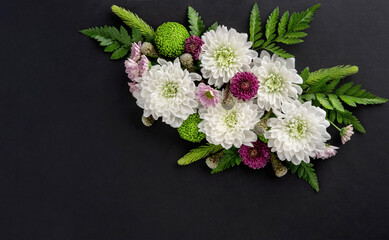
left=184, top=35, right=204, bottom=60
left=238, top=140, right=271, bottom=169
left=195, top=83, right=219, bottom=107
left=230, top=72, right=259, bottom=101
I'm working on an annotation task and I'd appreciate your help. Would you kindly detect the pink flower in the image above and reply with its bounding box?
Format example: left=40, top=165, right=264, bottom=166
left=129, top=41, right=141, bottom=61
left=138, top=55, right=149, bottom=76
left=195, top=83, right=219, bottom=107
left=184, top=35, right=204, bottom=60
left=128, top=82, right=138, bottom=93
left=124, top=42, right=149, bottom=98
left=340, top=125, right=354, bottom=144
left=316, top=145, right=339, bottom=159
left=238, top=140, right=271, bottom=169
left=230, top=72, right=259, bottom=101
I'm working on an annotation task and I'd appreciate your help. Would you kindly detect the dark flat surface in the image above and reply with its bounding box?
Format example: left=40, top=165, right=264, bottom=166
left=1, top=0, right=389, bottom=239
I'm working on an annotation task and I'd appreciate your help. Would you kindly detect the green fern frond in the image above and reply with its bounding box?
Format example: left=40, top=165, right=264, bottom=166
left=262, top=43, right=293, bottom=58
left=187, top=6, right=205, bottom=36
left=111, top=5, right=155, bottom=40
left=264, top=7, right=279, bottom=43
left=306, top=65, right=359, bottom=86
left=207, top=22, right=218, bottom=32
left=286, top=161, right=319, bottom=192
left=211, top=147, right=241, bottom=174
left=177, top=144, right=224, bottom=166
left=80, top=25, right=136, bottom=60
left=249, top=3, right=264, bottom=49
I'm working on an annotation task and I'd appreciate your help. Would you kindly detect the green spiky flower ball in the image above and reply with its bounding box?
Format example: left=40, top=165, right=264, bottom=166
left=154, top=22, right=190, bottom=58
left=178, top=113, right=206, bottom=143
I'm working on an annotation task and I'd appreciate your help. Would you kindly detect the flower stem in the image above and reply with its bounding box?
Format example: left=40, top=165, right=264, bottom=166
left=327, top=118, right=341, bottom=131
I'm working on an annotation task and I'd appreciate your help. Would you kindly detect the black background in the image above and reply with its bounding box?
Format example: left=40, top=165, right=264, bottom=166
left=1, top=0, right=389, bottom=239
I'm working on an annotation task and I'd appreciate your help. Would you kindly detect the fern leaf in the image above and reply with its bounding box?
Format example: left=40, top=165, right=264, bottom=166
left=262, top=43, right=293, bottom=58
left=249, top=3, right=263, bottom=49
left=277, top=11, right=289, bottom=38
left=316, top=93, right=333, bottom=110
left=335, top=82, right=354, bottom=95
left=177, top=144, right=224, bottom=166
left=265, top=7, right=279, bottom=42
left=131, top=28, right=142, bottom=42
left=111, top=5, right=155, bottom=40
left=211, top=147, right=241, bottom=174
left=207, top=22, right=218, bottom=32
left=323, top=79, right=341, bottom=93
left=306, top=65, right=359, bottom=86
left=286, top=161, right=319, bottom=192
left=110, top=46, right=130, bottom=60
left=80, top=26, right=134, bottom=60
left=306, top=76, right=330, bottom=93
left=337, top=110, right=366, bottom=133
left=187, top=6, right=205, bottom=36
left=104, top=42, right=121, bottom=52
left=328, top=94, right=345, bottom=112
left=288, top=4, right=320, bottom=32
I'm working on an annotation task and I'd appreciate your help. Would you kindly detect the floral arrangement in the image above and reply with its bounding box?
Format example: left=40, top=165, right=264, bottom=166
left=80, top=3, right=387, bottom=191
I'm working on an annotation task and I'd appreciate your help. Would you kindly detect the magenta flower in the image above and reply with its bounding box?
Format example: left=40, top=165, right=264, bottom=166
left=184, top=35, right=204, bottom=60
left=238, top=140, right=271, bottom=169
left=340, top=125, right=354, bottom=144
left=316, top=145, right=339, bottom=159
left=230, top=72, right=259, bottom=101
left=195, top=83, right=219, bottom=107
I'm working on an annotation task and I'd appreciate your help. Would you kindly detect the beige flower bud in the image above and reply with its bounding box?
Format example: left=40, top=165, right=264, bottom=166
left=141, top=42, right=159, bottom=58
left=270, top=153, right=288, bottom=177
left=179, top=53, right=196, bottom=72
left=141, top=115, right=155, bottom=127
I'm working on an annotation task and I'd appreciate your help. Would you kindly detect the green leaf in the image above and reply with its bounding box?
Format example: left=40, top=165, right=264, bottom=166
left=339, top=95, right=357, bottom=107
left=277, top=11, right=289, bottom=38
left=207, top=22, right=218, bottom=32
left=288, top=4, right=320, bottom=32
left=329, top=110, right=336, bottom=122
left=131, top=28, right=142, bottom=42
left=316, top=93, right=333, bottom=110
left=211, top=147, right=241, bottom=174
left=323, top=79, right=341, bottom=93
left=110, top=46, right=130, bottom=60
left=286, top=161, right=319, bottom=192
left=306, top=65, right=359, bottom=86
left=328, top=94, right=345, bottom=112
left=262, top=43, right=293, bottom=58
left=104, top=42, right=121, bottom=52
left=306, top=76, right=330, bottom=93
left=336, top=110, right=366, bottom=133
left=177, top=144, right=224, bottom=166
left=249, top=3, right=263, bottom=49
left=187, top=6, right=205, bottom=36
left=300, top=67, right=310, bottom=83
left=80, top=25, right=137, bottom=60
left=111, top=5, right=155, bottom=40
left=265, top=7, right=279, bottom=42
left=335, top=82, right=354, bottom=95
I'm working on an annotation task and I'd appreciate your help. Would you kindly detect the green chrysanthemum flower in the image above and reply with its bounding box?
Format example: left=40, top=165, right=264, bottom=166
left=154, top=22, right=190, bottom=58
left=177, top=113, right=205, bottom=143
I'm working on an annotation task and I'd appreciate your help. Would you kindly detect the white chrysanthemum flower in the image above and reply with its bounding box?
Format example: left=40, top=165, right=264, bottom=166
left=264, top=100, right=331, bottom=165
left=199, top=25, right=258, bottom=88
left=134, top=58, right=201, bottom=128
left=251, top=50, right=303, bottom=111
left=198, top=101, right=264, bottom=149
